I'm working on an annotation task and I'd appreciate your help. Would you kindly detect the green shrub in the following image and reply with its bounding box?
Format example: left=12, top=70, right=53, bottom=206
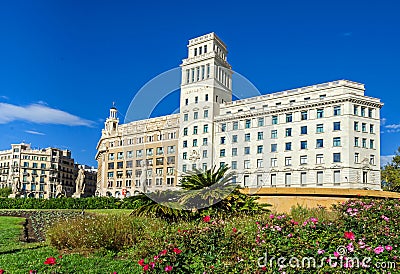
left=0, top=187, right=11, bottom=198
left=290, top=204, right=339, bottom=224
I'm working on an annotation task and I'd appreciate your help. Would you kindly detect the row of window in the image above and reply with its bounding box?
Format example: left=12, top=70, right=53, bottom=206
left=183, top=110, right=209, bottom=121
left=193, top=45, right=207, bottom=56
left=107, top=177, right=175, bottom=188
left=219, top=105, right=375, bottom=130
left=108, top=132, right=177, bottom=148
left=226, top=153, right=376, bottom=169
left=185, top=64, right=211, bottom=84
left=108, top=157, right=176, bottom=170
left=107, top=167, right=175, bottom=178
left=108, top=147, right=176, bottom=160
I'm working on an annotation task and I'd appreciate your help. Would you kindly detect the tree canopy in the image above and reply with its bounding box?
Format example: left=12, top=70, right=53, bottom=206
left=381, top=147, right=400, bottom=192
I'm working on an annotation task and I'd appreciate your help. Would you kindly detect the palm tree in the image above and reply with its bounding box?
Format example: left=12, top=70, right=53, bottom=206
left=179, top=165, right=238, bottom=209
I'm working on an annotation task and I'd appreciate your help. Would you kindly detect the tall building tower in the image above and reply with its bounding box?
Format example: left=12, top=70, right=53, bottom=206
left=178, top=33, right=232, bottom=174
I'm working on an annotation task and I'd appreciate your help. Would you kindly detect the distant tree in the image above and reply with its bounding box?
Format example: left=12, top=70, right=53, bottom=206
left=381, top=147, right=400, bottom=192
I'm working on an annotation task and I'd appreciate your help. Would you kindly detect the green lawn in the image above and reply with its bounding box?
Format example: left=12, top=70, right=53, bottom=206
left=0, top=216, right=141, bottom=274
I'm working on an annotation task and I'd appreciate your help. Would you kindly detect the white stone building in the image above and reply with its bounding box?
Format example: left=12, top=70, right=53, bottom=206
left=96, top=32, right=383, bottom=196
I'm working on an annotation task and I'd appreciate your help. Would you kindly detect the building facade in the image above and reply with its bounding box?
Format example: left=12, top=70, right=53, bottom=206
left=96, top=32, right=383, bottom=197
left=0, top=143, right=97, bottom=198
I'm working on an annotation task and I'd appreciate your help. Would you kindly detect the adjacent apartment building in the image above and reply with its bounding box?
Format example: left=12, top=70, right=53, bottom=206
left=96, top=32, right=383, bottom=198
left=0, top=143, right=97, bottom=198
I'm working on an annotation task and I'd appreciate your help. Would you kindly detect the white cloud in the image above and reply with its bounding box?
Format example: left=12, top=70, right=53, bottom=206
left=25, top=130, right=45, bottom=136
left=381, top=118, right=387, bottom=126
left=381, top=155, right=394, bottom=167
left=385, top=124, right=400, bottom=129
left=0, top=103, right=94, bottom=127
left=0, top=95, right=8, bottom=100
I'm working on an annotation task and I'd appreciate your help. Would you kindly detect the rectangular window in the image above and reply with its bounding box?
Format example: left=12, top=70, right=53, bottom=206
left=317, top=171, right=323, bottom=186
left=193, top=139, right=198, bottom=147
left=300, top=172, right=307, bottom=186
left=354, top=137, right=359, bottom=147
left=232, top=135, right=238, bottom=143
left=233, top=121, right=238, bottom=130
left=186, top=69, right=190, bottom=84
left=271, top=144, right=277, bottom=152
left=195, top=96, right=198, bottom=104
left=333, top=106, right=341, bottom=116
left=301, top=126, right=307, bottom=135
left=300, top=141, right=307, bottom=150
left=285, top=173, right=291, bottom=187
left=206, top=64, right=210, bottom=78
left=370, top=139, right=374, bottom=149
left=301, top=111, right=308, bottom=120
left=271, top=174, right=277, bottom=187
left=258, top=118, right=264, bottom=126
left=221, top=123, right=226, bottom=132
left=355, top=153, right=359, bottom=163
left=191, top=68, right=195, bottom=82
left=362, top=138, right=367, bottom=148
left=183, top=152, right=187, bottom=159
left=316, top=139, right=324, bottom=148
left=183, top=141, right=187, bottom=148
left=232, top=148, right=237, bottom=156
left=257, top=159, right=263, bottom=168
left=285, top=128, right=292, bottom=137
left=257, top=132, right=263, bottom=140
left=361, top=107, right=366, bottom=117
left=220, top=149, right=225, bottom=157
left=201, top=65, right=205, bottom=80
left=203, top=150, right=207, bottom=158
left=333, top=153, right=341, bottom=163
left=333, top=122, right=341, bottom=131
left=243, top=175, right=249, bottom=186
left=245, top=133, right=251, bottom=141
left=184, top=114, right=188, bottom=121
left=182, top=165, right=187, bottom=172
left=257, top=145, right=263, bottom=154
left=202, top=163, right=207, bottom=170
left=203, top=124, right=208, bottom=133
left=317, top=109, right=324, bottom=118
left=220, top=136, right=226, bottom=144
left=354, top=105, right=359, bottom=115
left=194, top=112, right=198, bottom=120
left=272, top=116, right=278, bottom=125
left=285, top=142, right=292, bottom=151
left=271, top=130, right=278, bottom=139
left=286, top=113, right=293, bottom=123
left=257, top=175, right=263, bottom=186
left=285, top=157, right=292, bottom=166
left=245, top=119, right=251, bottom=128
left=316, top=154, right=324, bottom=164
left=370, top=124, right=374, bottom=133
left=368, top=108, right=373, bottom=118
left=244, top=147, right=250, bottom=155
left=231, top=161, right=237, bottom=170
left=203, top=138, right=208, bottom=145
left=271, top=158, right=277, bottom=167
left=316, top=124, right=324, bottom=133
left=370, top=155, right=375, bottom=165
left=244, top=160, right=250, bottom=169
left=204, top=109, right=208, bottom=118
left=334, top=170, right=340, bottom=185
left=333, top=137, right=341, bottom=147
left=354, top=121, right=359, bottom=131
left=300, top=155, right=307, bottom=165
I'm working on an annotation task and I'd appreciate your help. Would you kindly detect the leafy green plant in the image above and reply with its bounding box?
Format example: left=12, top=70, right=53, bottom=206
left=0, top=187, right=11, bottom=198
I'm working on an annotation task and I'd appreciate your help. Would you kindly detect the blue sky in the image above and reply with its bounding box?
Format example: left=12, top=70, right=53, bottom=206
left=0, top=0, right=399, bottom=167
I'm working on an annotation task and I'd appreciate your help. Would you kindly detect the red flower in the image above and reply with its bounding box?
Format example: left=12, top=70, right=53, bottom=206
left=173, top=247, right=182, bottom=254
left=165, top=265, right=173, bottom=272
left=138, top=259, right=145, bottom=266
left=44, top=257, right=57, bottom=265
left=143, top=265, right=149, bottom=271
left=29, top=270, right=37, bottom=274
left=58, top=255, right=62, bottom=259
left=0, top=269, right=4, bottom=274
left=160, top=249, right=167, bottom=256
left=344, top=231, right=355, bottom=241
left=203, top=215, right=211, bottom=222
left=232, top=227, right=238, bottom=233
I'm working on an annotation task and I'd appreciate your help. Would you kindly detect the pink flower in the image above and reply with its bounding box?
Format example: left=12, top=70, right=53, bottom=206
left=153, top=255, right=159, bottom=261
left=138, top=259, right=145, bottom=266
left=374, top=246, right=384, bottom=254
left=290, top=219, right=298, bottom=225
left=44, top=257, right=56, bottom=265
left=173, top=247, right=182, bottom=254
left=344, top=231, right=355, bottom=240
left=381, top=215, right=390, bottom=222
left=149, top=262, right=155, bottom=268
left=385, top=245, right=393, bottom=251
left=287, top=233, right=293, bottom=238
left=0, top=270, right=4, bottom=274
left=333, top=252, right=340, bottom=257
left=160, top=249, right=167, bottom=256
left=143, top=265, right=149, bottom=271
left=317, top=249, right=325, bottom=254
left=232, top=227, right=238, bottom=233
left=269, top=214, right=274, bottom=219
left=165, top=265, right=173, bottom=272
left=203, top=215, right=211, bottom=222
left=347, top=243, right=354, bottom=252
left=310, top=217, right=318, bottom=224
